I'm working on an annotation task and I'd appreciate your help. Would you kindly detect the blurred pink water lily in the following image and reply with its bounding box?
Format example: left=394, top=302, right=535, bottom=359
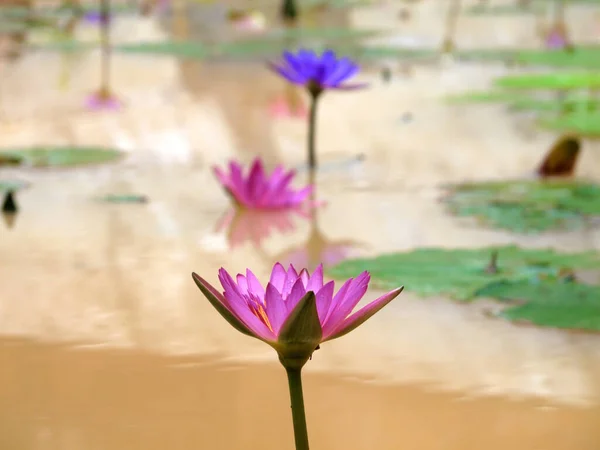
left=216, top=207, right=306, bottom=248
left=192, top=263, right=403, bottom=365
left=85, top=89, right=122, bottom=111
left=214, top=158, right=312, bottom=210
left=269, top=95, right=308, bottom=119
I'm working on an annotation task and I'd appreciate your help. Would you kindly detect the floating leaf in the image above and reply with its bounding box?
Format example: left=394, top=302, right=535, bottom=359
left=477, top=280, right=600, bottom=331
left=115, top=41, right=210, bottom=59
left=0, top=146, right=124, bottom=168
left=495, top=72, right=600, bottom=90
left=442, top=180, right=600, bottom=233
left=540, top=111, right=600, bottom=136
left=100, top=194, right=149, bottom=204
left=328, top=246, right=600, bottom=331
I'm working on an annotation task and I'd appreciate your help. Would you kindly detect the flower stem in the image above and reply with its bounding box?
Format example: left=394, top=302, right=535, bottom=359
left=307, top=93, right=320, bottom=170
left=285, top=367, right=310, bottom=450
left=100, top=0, right=111, bottom=93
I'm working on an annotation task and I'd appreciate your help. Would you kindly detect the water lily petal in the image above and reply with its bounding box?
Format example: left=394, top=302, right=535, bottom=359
left=282, top=264, right=299, bottom=298
left=323, top=277, right=352, bottom=323
left=236, top=274, right=249, bottom=295
left=219, top=269, right=276, bottom=341
left=192, top=272, right=254, bottom=338
left=269, top=262, right=287, bottom=292
left=268, top=61, right=307, bottom=84
left=324, top=287, right=404, bottom=341
left=306, top=264, right=324, bottom=292
left=315, top=280, right=335, bottom=323
left=299, top=268, right=310, bottom=288
left=246, top=269, right=265, bottom=298
left=285, top=277, right=308, bottom=312
left=265, top=282, right=288, bottom=334
left=322, top=271, right=370, bottom=336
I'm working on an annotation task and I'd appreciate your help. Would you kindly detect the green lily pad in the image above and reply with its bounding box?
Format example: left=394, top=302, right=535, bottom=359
left=495, top=72, right=600, bottom=90
left=100, top=194, right=149, bottom=204
left=0, top=179, right=30, bottom=192
left=456, top=47, right=600, bottom=69
left=539, top=111, right=600, bottom=136
left=115, top=41, right=210, bottom=59
left=0, top=146, right=124, bottom=168
left=442, top=180, right=600, bottom=233
left=446, top=90, right=525, bottom=104
left=476, top=280, right=600, bottom=331
left=447, top=90, right=600, bottom=113
left=328, top=245, right=600, bottom=299
left=327, top=246, right=600, bottom=331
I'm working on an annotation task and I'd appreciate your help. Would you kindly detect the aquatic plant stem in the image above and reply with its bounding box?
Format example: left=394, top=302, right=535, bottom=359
left=307, top=92, right=321, bottom=170
left=99, top=0, right=111, bottom=94
left=285, top=367, right=310, bottom=450
left=442, top=0, right=461, bottom=53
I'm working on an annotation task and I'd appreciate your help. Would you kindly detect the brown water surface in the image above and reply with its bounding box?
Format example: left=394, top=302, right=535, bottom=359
left=2, top=338, right=599, bottom=450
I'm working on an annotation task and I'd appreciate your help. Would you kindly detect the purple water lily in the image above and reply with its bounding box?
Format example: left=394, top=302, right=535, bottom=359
left=269, top=49, right=366, bottom=95
left=268, top=49, right=366, bottom=170
left=82, top=10, right=110, bottom=25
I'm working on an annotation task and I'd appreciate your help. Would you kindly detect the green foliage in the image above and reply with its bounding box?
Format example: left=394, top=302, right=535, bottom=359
left=0, top=180, right=29, bottom=192
left=539, top=111, right=600, bottom=136
left=0, top=146, right=124, bottom=168
left=115, top=41, right=210, bottom=59
left=458, top=47, right=600, bottom=69
left=442, top=180, right=600, bottom=233
left=328, top=246, right=600, bottom=331
left=100, top=194, right=148, bottom=204
left=495, top=72, right=600, bottom=90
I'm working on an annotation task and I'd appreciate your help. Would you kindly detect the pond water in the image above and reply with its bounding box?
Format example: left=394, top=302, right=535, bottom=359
left=1, top=1, right=600, bottom=449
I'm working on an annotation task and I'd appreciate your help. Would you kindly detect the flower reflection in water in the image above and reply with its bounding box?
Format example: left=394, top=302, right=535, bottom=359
left=269, top=83, right=308, bottom=120
left=216, top=207, right=308, bottom=250
left=276, top=205, right=365, bottom=271
left=276, top=171, right=366, bottom=271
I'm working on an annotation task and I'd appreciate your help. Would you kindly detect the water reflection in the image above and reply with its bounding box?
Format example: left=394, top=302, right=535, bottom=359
left=277, top=176, right=365, bottom=270
left=2, top=190, right=18, bottom=229
left=216, top=206, right=305, bottom=249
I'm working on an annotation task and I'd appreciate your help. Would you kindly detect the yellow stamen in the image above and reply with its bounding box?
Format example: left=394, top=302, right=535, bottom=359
left=250, top=302, right=274, bottom=332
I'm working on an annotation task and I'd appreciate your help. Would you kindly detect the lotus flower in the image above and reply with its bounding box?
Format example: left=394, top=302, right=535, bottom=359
left=214, top=158, right=312, bottom=210
left=545, top=29, right=568, bottom=49
left=82, top=11, right=110, bottom=25
left=192, top=263, right=403, bottom=365
left=85, top=89, right=122, bottom=111
left=268, top=49, right=366, bottom=95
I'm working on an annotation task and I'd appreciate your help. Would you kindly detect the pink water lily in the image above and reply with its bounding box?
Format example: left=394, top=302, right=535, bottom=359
left=214, top=158, right=312, bottom=210
left=192, top=263, right=403, bottom=365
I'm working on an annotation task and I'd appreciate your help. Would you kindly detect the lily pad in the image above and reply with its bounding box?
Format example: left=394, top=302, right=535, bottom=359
left=0, top=146, right=124, bottom=168
left=456, top=47, right=600, bottom=69
left=0, top=180, right=30, bottom=192
left=442, top=180, right=600, bottom=233
left=447, top=90, right=600, bottom=113
left=115, top=41, right=210, bottom=59
left=539, top=111, right=600, bottom=136
left=495, top=72, right=600, bottom=90
left=100, top=194, right=149, bottom=204
left=327, top=246, right=600, bottom=331
left=476, top=280, right=600, bottom=331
